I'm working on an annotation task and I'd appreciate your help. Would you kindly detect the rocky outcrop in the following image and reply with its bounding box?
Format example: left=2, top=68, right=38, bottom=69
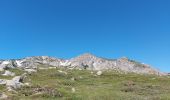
left=0, top=73, right=27, bottom=91
left=0, top=53, right=166, bottom=75
left=68, top=53, right=164, bottom=75
left=2, top=70, right=15, bottom=76
left=14, top=56, right=63, bottom=69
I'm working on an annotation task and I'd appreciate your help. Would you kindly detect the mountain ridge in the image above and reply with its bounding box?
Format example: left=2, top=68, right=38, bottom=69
left=0, top=53, right=166, bottom=75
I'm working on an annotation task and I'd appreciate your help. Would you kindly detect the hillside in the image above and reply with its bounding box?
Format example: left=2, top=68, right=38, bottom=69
left=0, top=67, right=170, bottom=100
left=0, top=54, right=169, bottom=99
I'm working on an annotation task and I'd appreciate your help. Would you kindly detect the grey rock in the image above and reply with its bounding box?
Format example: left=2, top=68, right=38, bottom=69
left=24, top=82, right=30, bottom=86
left=6, top=74, right=26, bottom=89
left=96, top=71, right=102, bottom=76
left=24, top=69, right=37, bottom=74
left=6, top=80, right=22, bottom=89
left=72, top=87, right=76, bottom=93
left=0, top=93, right=8, bottom=99
left=71, top=77, right=75, bottom=81
left=0, top=60, right=17, bottom=69
left=58, top=70, right=67, bottom=75
left=6, top=76, right=23, bottom=89
left=0, top=79, right=6, bottom=85
left=0, top=73, right=27, bottom=91
left=2, top=70, right=15, bottom=76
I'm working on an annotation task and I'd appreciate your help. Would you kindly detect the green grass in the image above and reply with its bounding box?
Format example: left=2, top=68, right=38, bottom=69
left=8, top=68, right=25, bottom=76
left=1, top=67, right=170, bottom=100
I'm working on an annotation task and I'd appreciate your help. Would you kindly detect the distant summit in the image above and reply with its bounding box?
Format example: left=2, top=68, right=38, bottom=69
left=0, top=53, right=166, bottom=76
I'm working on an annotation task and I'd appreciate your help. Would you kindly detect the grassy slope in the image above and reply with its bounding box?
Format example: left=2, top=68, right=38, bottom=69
left=1, top=67, right=170, bottom=100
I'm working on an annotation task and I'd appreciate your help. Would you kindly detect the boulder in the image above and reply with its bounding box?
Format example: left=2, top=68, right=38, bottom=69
left=6, top=80, right=23, bottom=89
left=96, top=71, right=102, bottom=76
left=72, top=87, right=76, bottom=93
left=0, top=79, right=6, bottom=85
left=0, top=93, right=8, bottom=99
left=0, top=73, right=27, bottom=91
left=24, top=69, right=37, bottom=74
left=71, top=77, right=75, bottom=81
left=6, top=75, right=26, bottom=89
left=24, top=83, right=30, bottom=86
left=58, top=70, right=67, bottom=75
left=2, top=70, right=15, bottom=76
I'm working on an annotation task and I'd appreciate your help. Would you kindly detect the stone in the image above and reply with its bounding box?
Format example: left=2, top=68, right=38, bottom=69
left=24, top=83, right=30, bottom=86
left=79, top=76, right=83, bottom=79
left=24, top=69, right=37, bottom=74
left=2, top=70, right=15, bottom=76
left=96, top=71, right=102, bottom=76
left=71, top=77, right=75, bottom=81
left=12, top=76, right=22, bottom=82
left=6, top=80, right=23, bottom=89
left=0, top=79, right=6, bottom=85
left=72, top=88, right=75, bottom=93
left=58, top=70, right=67, bottom=75
left=6, top=76, right=24, bottom=89
left=0, top=93, right=8, bottom=99
left=49, top=67, right=56, bottom=69
left=0, top=68, right=4, bottom=72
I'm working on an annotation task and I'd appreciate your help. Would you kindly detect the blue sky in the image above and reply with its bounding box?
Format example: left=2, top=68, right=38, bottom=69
left=0, top=0, right=170, bottom=72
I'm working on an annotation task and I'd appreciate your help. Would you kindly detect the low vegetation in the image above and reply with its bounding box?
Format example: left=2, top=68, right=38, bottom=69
left=1, top=67, right=170, bottom=100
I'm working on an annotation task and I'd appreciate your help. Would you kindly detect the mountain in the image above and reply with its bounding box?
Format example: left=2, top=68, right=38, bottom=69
left=0, top=53, right=169, bottom=99
left=0, top=53, right=165, bottom=75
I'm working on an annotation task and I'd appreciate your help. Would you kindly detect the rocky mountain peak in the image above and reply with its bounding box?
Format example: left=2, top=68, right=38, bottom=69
left=117, top=57, right=129, bottom=62
left=119, top=57, right=129, bottom=60
left=76, top=53, right=97, bottom=58
left=0, top=53, right=166, bottom=76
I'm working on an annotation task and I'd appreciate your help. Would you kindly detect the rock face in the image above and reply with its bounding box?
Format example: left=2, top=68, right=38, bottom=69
left=0, top=53, right=165, bottom=75
left=68, top=54, right=164, bottom=75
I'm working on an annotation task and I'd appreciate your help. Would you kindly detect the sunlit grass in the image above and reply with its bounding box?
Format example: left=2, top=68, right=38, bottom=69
left=1, top=67, right=170, bottom=100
